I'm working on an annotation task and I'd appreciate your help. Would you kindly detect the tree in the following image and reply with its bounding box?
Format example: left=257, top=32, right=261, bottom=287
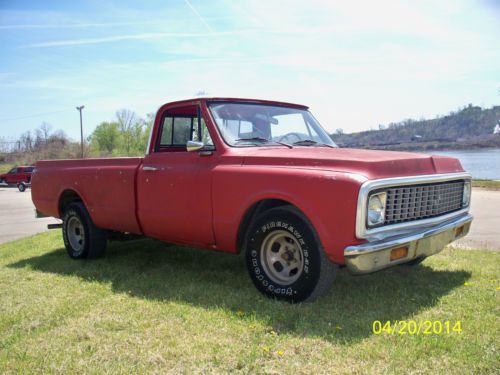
left=19, top=131, right=34, bottom=152
left=91, top=122, right=120, bottom=155
left=115, top=109, right=139, bottom=155
left=36, top=122, right=52, bottom=145
left=88, top=109, right=157, bottom=157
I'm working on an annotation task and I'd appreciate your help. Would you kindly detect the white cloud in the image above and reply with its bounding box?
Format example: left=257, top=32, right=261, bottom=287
left=24, top=30, right=262, bottom=48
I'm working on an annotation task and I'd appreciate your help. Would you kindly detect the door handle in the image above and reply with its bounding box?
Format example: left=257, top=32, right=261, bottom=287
left=143, top=166, right=158, bottom=171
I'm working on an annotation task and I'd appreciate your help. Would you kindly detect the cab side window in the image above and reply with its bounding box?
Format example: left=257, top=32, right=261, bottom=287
left=157, top=105, right=214, bottom=151
left=159, top=116, right=192, bottom=146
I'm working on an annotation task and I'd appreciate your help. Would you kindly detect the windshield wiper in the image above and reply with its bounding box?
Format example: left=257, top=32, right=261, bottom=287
left=235, top=137, right=293, bottom=149
left=292, top=139, right=335, bottom=148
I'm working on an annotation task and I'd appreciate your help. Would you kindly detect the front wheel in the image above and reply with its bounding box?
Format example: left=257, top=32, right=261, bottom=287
left=245, top=206, right=338, bottom=303
left=62, top=202, right=107, bottom=259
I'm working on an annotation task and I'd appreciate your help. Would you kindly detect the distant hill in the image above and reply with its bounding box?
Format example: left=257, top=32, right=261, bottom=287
left=331, top=104, right=500, bottom=151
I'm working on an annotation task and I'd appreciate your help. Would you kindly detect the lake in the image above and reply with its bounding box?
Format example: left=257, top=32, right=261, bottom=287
left=426, top=148, right=500, bottom=180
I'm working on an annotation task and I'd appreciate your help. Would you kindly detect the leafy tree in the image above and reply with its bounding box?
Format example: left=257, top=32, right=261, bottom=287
left=91, top=121, right=120, bottom=155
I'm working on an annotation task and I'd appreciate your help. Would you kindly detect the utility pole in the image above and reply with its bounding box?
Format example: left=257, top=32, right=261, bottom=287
left=76, top=105, right=85, bottom=158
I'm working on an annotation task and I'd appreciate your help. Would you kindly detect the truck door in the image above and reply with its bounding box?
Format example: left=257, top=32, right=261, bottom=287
left=136, top=104, right=216, bottom=247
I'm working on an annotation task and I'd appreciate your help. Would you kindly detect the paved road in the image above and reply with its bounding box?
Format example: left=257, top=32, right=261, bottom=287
left=453, top=188, right=500, bottom=251
left=0, top=186, right=60, bottom=244
left=0, top=186, right=498, bottom=249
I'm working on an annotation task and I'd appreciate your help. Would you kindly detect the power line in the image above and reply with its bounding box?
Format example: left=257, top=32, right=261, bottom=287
left=0, top=109, right=71, bottom=122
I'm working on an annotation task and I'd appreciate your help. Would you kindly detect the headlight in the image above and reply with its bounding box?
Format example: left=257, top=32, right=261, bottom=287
left=462, top=181, right=471, bottom=207
left=367, top=192, right=387, bottom=227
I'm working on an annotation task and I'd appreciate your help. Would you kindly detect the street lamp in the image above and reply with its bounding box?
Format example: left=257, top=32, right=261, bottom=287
left=76, top=105, right=85, bottom=158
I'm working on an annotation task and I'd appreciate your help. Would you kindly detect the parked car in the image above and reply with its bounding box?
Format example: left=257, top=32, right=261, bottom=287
left=31, top=98, right=473, bottom=302
left=0, top=166, right=34, bottom=185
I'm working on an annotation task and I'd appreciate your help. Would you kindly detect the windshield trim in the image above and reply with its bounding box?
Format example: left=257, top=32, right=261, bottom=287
left=206, top=100, right=337, bottom=149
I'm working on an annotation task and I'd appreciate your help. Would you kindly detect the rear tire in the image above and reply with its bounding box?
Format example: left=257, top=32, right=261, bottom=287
left=18, top=183, right=26, bottom=192
left=62, top=202, right=107, bottom=259
left=245, top=205, right=338, bottom=303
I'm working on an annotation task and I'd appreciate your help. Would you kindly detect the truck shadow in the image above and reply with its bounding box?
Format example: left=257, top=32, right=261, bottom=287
left=8, top=238, right=470, bottom=344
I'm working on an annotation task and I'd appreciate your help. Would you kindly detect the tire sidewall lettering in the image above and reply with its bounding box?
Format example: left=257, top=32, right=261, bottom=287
left=247, top=215, right=320, bottom=301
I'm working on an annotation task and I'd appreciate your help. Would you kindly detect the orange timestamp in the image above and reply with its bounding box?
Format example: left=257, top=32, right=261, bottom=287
left=372, top=320, right=462, bottom=335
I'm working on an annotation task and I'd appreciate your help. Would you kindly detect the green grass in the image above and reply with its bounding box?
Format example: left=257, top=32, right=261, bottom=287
left=0, top=163, right=15, bottom=174
left=472, top=179, right=500, bottom=190
left=0, top=232, right=498, bottom=374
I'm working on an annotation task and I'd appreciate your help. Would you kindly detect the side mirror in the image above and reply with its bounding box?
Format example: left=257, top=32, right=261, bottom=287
left=186, top=140, right=204, bottom=152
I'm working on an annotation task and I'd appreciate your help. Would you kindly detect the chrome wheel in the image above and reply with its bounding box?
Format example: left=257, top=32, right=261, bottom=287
left=260, top=230, right=304, bottom=285
left=67, top=216, right=85, bottom=254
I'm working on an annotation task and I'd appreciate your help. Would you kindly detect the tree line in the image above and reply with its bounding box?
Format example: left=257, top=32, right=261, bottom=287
left=0, top=109, right=154, bottom=165
left=89, top=109, right=154, bottom=157
left=331, top=104, right=500, bottom=150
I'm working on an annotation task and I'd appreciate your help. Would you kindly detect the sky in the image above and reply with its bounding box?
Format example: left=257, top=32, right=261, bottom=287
left=0, top=0, right=499, bottom=141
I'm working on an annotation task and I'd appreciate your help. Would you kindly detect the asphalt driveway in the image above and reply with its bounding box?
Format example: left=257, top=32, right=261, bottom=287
left=0, top=186, right=498, bottom=250
left=453, top=188, right=500, bottom=251
left=0, top=186, right=60, bottom=244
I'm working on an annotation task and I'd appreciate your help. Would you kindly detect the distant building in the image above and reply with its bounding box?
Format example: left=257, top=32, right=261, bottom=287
left=494, top=124, right=500, bottom=135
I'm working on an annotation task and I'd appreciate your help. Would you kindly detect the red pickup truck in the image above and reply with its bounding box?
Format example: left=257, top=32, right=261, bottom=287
left=32, top=98, right=473, bottom=302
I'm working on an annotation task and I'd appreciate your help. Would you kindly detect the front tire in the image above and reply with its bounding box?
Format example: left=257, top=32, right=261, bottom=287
left=62, top=202, right=107, bottom=259
left=245, top=206, right=338, bottom=303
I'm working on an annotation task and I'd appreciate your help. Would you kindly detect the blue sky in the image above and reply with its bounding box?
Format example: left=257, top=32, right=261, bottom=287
left=1, top=0, right=499, bottom=141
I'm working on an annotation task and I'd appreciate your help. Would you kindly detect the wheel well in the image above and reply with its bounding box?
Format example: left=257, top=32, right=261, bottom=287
left=236, top=199, right=294, bottom=253
left=59, top=190, right=83, bottom=216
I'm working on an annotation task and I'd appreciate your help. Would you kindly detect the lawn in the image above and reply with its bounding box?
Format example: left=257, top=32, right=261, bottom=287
left=0, top=163, right=15, bottom=174
left=0, top=231, right=498, bottom=374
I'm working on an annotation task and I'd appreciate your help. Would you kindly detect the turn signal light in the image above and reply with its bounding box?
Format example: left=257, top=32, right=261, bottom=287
left=390, top=246, right=408, bottom=261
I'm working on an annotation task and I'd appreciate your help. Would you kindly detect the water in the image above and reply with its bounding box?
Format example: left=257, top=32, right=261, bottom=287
left=426, top=148, right=500, bottom=179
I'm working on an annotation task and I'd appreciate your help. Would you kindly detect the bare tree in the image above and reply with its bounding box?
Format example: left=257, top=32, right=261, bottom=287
left=115, top=109, right=140, bottom=155
left=36, top=122, right=52, bottom=143
left=115, top=109, right=137, bottom=133
left=19, top=131, right=34, bottom=152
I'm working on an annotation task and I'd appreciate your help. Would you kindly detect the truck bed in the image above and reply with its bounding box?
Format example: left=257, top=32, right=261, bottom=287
left=32, top=157, right=144, bottom=234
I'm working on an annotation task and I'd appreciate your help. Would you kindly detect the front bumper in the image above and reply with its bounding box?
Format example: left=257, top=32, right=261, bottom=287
left=344, top=213, right=473, bottom=274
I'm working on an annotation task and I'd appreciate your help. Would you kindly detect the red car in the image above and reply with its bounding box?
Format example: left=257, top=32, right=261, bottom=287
left=31, top=98, right=473, bottom=302
left=0, top=165, right=34, bottom=185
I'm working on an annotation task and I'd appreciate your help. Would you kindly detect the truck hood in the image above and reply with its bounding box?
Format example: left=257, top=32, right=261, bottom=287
left=240, top=147, right=465, bottom=179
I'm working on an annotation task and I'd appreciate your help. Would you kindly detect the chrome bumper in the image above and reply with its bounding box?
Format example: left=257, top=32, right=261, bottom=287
left=344, top=214, right=473, bottom=275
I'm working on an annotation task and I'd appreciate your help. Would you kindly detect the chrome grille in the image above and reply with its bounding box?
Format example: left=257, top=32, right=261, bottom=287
left=383, top=180, right=465, bottom=225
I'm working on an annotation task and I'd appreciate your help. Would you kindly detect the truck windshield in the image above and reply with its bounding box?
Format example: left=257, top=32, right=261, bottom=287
left=208, top=102, right=337, bottom=148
